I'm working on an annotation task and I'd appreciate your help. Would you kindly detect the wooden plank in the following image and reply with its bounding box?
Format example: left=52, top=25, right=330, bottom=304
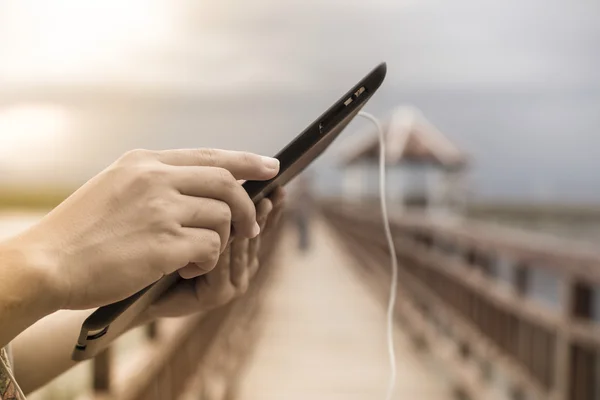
left=237, top=221, right=452, bottom=400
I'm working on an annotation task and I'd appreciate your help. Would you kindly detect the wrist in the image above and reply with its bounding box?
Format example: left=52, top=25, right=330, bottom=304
left=0, top=236, right=64, bottom=315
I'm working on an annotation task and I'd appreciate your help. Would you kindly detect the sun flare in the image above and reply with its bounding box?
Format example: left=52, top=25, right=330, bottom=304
left=0, top=104, right=70, bottom=169
left=0, top=0, right=177, bottom=81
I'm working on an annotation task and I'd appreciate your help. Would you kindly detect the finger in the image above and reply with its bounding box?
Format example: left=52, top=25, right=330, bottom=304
left=237, top=266, right=250, bottom=294
left=248, top=255, right=260, bottom=279
left=178, top=196, right=231, bottom=252
left=256, top=197, right=274, bottom=223
left=270, top=203, right=283, bottom=228
left=264, top=187, right=286, bottom=235
left=179, top=262, right=208, bottom=279
left=268, top=187, right=285, bottom=219
left=248, top=235, right=261, bottom=274
left=180, top=228, right=222, bottom=274
left=205, top=243, right=232, bottom=288
left=156, top=148, right=279, bottom=180
left=270, top=186, right=286, bottom=208
left=171, top=166, right=259, bottom=238
left=230, top=239, right=249, bottom=288
left=248, top=199, right=271, bottom=263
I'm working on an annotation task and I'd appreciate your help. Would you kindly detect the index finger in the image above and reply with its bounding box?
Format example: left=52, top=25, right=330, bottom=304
left=156, top=148, right=279, bottom=180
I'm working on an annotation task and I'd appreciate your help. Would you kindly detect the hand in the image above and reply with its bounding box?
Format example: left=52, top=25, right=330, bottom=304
left=144, top=187, right=285, bottom=319
left=7, top=149, right=279, bottom=310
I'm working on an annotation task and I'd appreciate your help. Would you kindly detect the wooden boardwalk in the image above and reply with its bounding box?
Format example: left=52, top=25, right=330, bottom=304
left=236, top=219, right=452, bottom=400
left=0, top=212, right=452, bottom=400
left=3, top=208, right=595, bottom=399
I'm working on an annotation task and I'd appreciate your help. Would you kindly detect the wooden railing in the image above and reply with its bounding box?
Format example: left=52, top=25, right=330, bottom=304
left=82, top=218, right=284, bottom=400
left=322, top=201, right=599, bottom=400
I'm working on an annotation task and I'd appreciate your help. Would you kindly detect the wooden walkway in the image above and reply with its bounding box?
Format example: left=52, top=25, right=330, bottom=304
left=236, top=218, right=452, bottom=400
left=0, top=212, right=453, bottom=399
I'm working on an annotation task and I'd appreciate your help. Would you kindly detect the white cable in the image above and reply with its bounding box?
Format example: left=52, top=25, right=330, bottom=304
left=358, top=111, right=398, bottom=400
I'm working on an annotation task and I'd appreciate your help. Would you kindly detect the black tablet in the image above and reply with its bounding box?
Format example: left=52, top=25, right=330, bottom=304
left=243, top=63, right=387, bottom=203
left=72, top=62, right=387, bottom=360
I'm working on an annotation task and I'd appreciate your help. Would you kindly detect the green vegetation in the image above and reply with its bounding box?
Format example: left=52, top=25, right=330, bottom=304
left=0, top=186, right=74, bottom=210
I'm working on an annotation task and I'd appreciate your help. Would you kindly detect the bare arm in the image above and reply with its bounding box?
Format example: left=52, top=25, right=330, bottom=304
left=11, top=310, right=91, bottom=395
left=0, top=241, right=62, bottom=350
left=11, top=189, right=284, bottom=395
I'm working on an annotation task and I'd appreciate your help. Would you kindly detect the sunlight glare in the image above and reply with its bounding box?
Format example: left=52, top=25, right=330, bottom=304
left=0, top=0, right=177, bottom=81
left=0, top=104, right=70, bottom=169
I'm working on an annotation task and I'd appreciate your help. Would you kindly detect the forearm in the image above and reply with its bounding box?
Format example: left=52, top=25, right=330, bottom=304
left=0, top=239, right=61, bottom=349
left=12, top=308, right=163, bottom=394
left=11, top=309, right=92, bottom=394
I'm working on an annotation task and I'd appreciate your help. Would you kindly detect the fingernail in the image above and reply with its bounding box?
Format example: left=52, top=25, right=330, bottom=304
left=261, top=156, right=279, bottom=170
left=252, top=221, right=261, bottom=237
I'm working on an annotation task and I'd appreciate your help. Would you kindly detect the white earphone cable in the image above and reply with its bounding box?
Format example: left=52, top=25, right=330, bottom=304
left=357, top=111, right=398, bottom=400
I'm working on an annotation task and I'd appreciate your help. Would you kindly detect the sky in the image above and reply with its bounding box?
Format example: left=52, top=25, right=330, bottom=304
left=0, top=0, right=599, bottom=203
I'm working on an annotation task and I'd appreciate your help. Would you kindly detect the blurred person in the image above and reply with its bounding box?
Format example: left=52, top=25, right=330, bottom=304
left=288, top=173, right=314, bottom=252
left=0, top=148, right=285, bottom=398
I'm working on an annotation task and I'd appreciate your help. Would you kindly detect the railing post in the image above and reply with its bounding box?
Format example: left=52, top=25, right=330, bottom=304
left=568, top=281, right=596, bottom=400
left=514, top=264, right=529, bottom=296
left=550, top=275, right=574, bottom=400
left=93, top=347, right=112, bottom=394
left=323, top=203, right=600, bottom=400
left=146, top=321, right=158, bottom=340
